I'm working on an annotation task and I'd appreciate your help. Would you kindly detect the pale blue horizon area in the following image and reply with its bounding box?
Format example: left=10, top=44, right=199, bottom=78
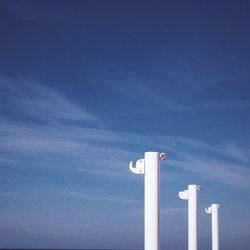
left=0, top=1, right=250, bottom=250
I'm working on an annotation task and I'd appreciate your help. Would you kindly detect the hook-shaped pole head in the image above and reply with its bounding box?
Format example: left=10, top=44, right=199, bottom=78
left=129, top=159, right=145, bottom=174
left=205, top=204, right=222, bottom=214
left=205, top=206, right=212, bottom=214
left=179, top=189, right=189, bottom=200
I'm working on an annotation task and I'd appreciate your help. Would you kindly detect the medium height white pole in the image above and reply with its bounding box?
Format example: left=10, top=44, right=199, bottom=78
left=179, top=184, right=202, bottom=250
left=129, top=151, right=166, bottom=250
left=205, top=204, right=221, bottom=250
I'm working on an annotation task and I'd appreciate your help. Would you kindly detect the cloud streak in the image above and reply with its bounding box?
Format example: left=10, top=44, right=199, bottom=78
left=63, top=191, right=138, bottom=204
left=106, top=73, right=250, bottom=113
left=0, top=76, right=250, bottom=189
left=0, top=75, right=98, bottom=123
left=1, top=116, right=249, bottom=188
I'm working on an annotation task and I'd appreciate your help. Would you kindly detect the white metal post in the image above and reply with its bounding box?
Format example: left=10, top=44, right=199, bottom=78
left=144, top=152, right=160, bottom=250
left=129, top=152, right=166, bottom=250
left=205, top=204, right=221, bottom=250
left=179, top=184, right=202, bottom=250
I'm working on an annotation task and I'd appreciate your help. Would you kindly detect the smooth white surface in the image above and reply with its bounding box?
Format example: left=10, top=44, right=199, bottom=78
left=144, top=152, right=160, bottom=250
left=188, top=185, right=199, bottom=250
left=206, top=204, right=220, bottom=250
left=179, top=185, right=201, bottom=250
left=211, top=204, right=219, bottom=250
left=129, top=151, right=165, bottom=250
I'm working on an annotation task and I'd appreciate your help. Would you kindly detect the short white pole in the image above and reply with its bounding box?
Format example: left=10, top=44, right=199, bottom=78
left=179, top=184, right=202, bottom=250
left=205, top=204, right=221, bottom=250
left=129, top=151, right=166, bottom=250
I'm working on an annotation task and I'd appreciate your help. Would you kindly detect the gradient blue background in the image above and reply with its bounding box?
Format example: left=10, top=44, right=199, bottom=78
left=0, top=1, right=250, bottom=249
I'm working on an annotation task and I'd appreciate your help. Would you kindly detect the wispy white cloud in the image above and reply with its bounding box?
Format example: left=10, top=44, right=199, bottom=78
left=221, top=142, right=250, bottom=163
left=133, top=83, right=250, bottom=111
left=168, top=156, right=250, bottom=188
left=161, top=206, right=186, bottom=216
left=63, top=191, right=138, bottom=204
left=105, top=73, right=250, bottom=112
left=0, top=76, right=250, bottom=189
left=1, top=116, right=249, bottom=188
left=0, top=75, right=98, bottom=123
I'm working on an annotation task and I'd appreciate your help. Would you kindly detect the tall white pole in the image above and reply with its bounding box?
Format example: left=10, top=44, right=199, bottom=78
left=179, top=184, right=202, bottom=250
left=129, top=151, right=166, bottom=250
left=144, top=152, right=160, bottom=250
left=205, top=204, right=221, bottom=250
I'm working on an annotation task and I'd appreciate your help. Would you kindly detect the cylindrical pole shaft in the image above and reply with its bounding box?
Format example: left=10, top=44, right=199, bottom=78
left=188, top=185, right=199, bottom=250
left=211, top=204, right=219, bottom=250
left=144, top=152, right=160, bottom=250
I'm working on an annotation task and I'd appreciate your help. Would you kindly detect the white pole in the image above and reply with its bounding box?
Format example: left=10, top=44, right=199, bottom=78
left=205, top=204, right=221, bottom=250
left=188, top=185, right=200, bottom=250
left=129, top=152, right=166, bottom=250
left=179, top=184, right=202, bottom=250
left=145, top=152, right=160, bottom=250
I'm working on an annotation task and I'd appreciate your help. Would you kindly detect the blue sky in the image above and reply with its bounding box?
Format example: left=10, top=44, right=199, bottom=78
left=0, top=1, right=250, bottom=249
